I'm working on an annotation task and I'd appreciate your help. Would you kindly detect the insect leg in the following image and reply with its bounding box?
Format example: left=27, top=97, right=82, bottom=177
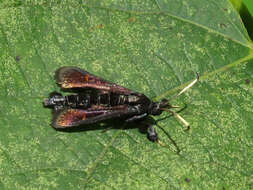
left=167, top=109, right=190, bottom=128
left=146, top=124, right=166, bottom=146
left=147, top=124, right=158, bottom=142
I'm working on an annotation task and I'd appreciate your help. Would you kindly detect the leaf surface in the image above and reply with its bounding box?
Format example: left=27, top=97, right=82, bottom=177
left=0, top=0, right=252, bottom=189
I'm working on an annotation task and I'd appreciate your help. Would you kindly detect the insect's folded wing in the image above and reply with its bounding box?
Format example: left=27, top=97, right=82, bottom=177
left=55, top=66, right=135, bottom=94
left=52, top=106, right=137, bottom=128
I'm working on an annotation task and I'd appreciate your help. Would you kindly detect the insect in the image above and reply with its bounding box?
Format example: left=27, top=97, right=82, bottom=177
left=44, top=66, right=199, bottom=143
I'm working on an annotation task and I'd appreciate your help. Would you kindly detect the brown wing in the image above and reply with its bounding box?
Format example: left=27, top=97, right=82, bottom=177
left=55, top=66, right=136, bottom=95
left=52, top=106, right=137, bottom=128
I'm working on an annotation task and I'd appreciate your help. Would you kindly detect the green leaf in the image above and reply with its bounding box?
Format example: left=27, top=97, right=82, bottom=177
left=243, top=0, right=253, bottom=16
left=230, top=0, right=253, bottom=40
left=0, top=0, right=252, bottom=189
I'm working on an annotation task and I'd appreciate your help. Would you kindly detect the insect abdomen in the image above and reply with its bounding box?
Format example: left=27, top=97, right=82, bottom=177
left=91, top=93, right=128, bottom=106
left=65, top=94, right=91, bottom=108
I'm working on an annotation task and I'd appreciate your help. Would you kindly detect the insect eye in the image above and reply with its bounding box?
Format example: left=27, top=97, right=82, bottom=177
left=150, top=103, right=162, bottom=115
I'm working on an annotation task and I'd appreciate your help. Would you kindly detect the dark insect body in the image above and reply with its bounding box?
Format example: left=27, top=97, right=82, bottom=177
left=44, top=67, right=199, bottom=143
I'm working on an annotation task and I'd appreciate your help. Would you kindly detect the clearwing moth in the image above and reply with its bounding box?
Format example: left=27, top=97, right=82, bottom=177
left=44, top=67, right=199, bottom=143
